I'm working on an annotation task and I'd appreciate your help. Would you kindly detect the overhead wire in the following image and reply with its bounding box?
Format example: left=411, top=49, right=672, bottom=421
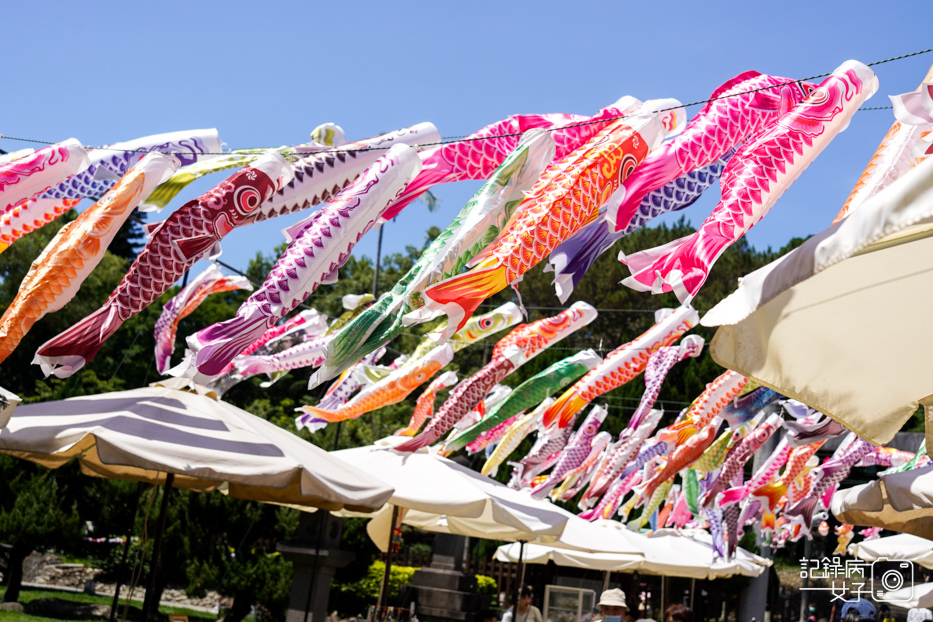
left=0, top=46, right=930, bottom=157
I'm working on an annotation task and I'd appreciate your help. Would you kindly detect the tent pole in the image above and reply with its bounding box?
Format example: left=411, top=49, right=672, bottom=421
left=110, top=482, right=144, bottom=622
left=377, top=505, right=400, bottom=612
left=511, top=541, right=526, bottom=616
left=302, top=513, right=328, bottom=622
left=660, top=576, right=666, bottom=618
left=142, top=473, right=175, bottom=622
left=519, top=546, right=527, bottom=587
left=690, top=578, right=695, bottom=610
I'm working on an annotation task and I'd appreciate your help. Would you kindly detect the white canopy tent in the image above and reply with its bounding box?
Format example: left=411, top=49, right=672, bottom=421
left=848, top=533, right=933, bottom=570
left=0, top=379, right=395, bottom=621
left=832, top=467, right=933, bottom=540
left=328, top=437, right=645, bottom=611
left=494, top=525, right=770, bottom=579
left=0, top=380, right=394, bottom=511
left=331, top=437, right=643, bottom=555
left=881, top=582, right=933, bottom=608
left=702, top=157, right=933, bottom=449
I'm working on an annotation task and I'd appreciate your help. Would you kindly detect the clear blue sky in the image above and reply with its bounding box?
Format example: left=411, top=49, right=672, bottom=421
left=3, top=1, right=931, bottom=289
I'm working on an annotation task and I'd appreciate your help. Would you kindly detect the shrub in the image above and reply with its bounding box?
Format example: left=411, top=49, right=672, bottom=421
left=475, top=574, right=498, bottom=606
left=335, top=560, right=419, bottom=614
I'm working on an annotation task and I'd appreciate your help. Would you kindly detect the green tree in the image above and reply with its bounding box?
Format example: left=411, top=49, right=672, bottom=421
left=0, top=458, right=83, bottom=602
left=180, top=494, right=297, bottom=622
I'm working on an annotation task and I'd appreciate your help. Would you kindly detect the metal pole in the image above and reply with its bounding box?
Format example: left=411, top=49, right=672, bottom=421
left=511, top=541, right=526, bottom=618
left=660, top=576, right=666, bottom=619
left=740, top=430, right=778, bottom=622
left=377, top=506, right=400, bottom=611
left=302, top=513, right=329, bottom=622
left=372, top=225, right=384, bottom=297
left=110, top=483, right=144, bottom=622
left=799, top=539, right=812, bottom=622
left=142, top=473, right=175, bottom=622
left=690, top=578, right=695, bottom=611
left=602, top=570, right=611, bottom=594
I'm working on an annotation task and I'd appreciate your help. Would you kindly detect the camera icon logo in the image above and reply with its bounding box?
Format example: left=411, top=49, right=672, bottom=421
left=872, top=559, right=914, bottom=604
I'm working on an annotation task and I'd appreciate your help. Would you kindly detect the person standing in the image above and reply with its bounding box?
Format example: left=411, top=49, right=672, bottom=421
left=502, top=586, right=542, bottom=622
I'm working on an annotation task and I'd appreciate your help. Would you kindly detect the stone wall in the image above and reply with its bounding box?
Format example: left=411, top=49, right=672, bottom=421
left=23, top=553, right=102, bottom=589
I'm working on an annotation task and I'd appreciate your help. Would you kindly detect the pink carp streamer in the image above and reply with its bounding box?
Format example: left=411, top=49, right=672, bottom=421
left=379, top=97, right=645, bottom=222
left=0, top=154, right=178, bottom=366
left=465, top=413, right=524, bottom=455
left=0, top=198, right=82, bottom=253
left=33, top=151, right=294, bottom=378
left=205, top=308, right=329, bottom=396
left=0, top=139, right=90, bottom=214
left=718, top=437, right=792, bottom=508
left=220, top=309, right=328, bottom=375
left=784, top=436, right=874, bottom=532
left=511, top=415, right=577, bottom=488
left=700, top=413, right=784, bottom=508
left=605, top=71, right=815, bottom=233
left=552, top=432, right=611, bottom=501
left=0, top=140, right=90, bottom=253
left=154, top=264, right=252, bottom=374
left=177, top=145, right=422, bottom=384
left=207, top=295, right=366, bottom=393
left=621, top=60, right=879, bottom=302
left=234, top=335, right=331, bottom=383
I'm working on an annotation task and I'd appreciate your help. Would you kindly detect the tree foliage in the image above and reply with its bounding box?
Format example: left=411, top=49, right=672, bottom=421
left=0, top=457, right=83, bottom=602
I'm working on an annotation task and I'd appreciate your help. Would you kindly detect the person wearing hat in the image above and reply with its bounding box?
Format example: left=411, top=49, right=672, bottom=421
left=595, top=589, right=628, bottom=622
left=502, top=586, right=542, bottom=622
left=841, top=599, right=877, bottom=622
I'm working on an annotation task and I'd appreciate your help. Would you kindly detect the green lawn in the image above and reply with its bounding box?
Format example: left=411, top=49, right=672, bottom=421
left=0, top=611, right=99, bottom=622
left=0, top=586, right=218, bottom=622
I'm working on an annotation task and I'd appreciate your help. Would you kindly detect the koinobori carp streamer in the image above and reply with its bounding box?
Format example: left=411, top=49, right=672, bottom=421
left=33, top=150, right=294, bottom=378
left=1, top=153, right=179, bottom=366
left=154, top=264, right=252, bottom=374
left=409, top=100, right=684, bottom=340
left=621, top=61, right=878, bottom=302
left=177, top=144, right=422, bottom=384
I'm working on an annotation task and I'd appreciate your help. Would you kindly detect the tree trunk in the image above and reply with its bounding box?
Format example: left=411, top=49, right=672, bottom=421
left=219, top=592, right=253, bottom=622
left=149, top=579, right=167, bottom=617
left=3, top=544, right=31, bottom=602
